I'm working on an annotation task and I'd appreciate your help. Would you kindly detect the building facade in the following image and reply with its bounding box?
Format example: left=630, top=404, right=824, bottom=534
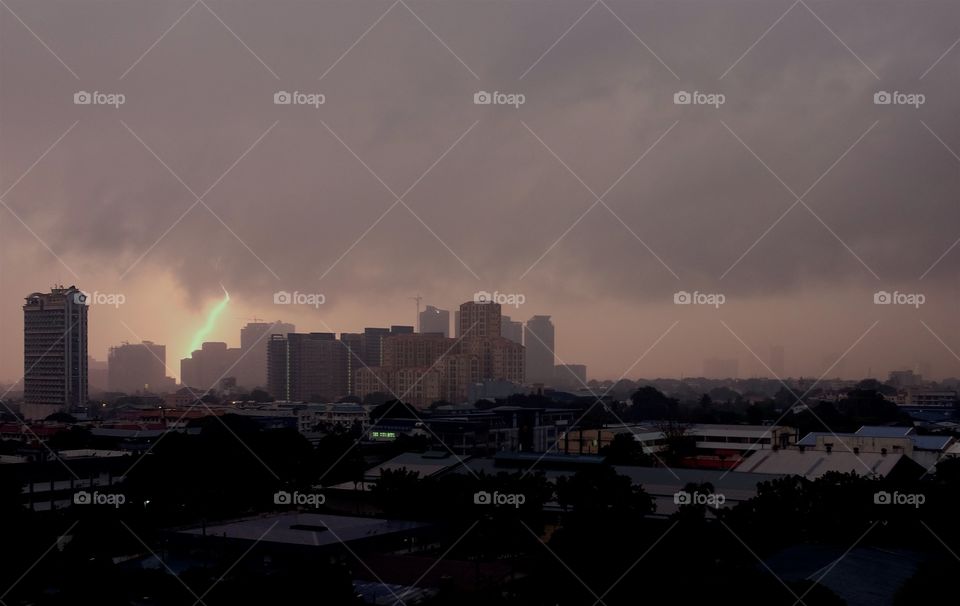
left=180, top=342, right=241, bottom=390
left=236, top=321, right=295, bottom=388
left=524, top=315, right=555, bottom=385
left=267, top=333, right=349, bottom=402
left=108, top=341, right=167, bottom=393
left=459, top=301, right=501, bottom=339
left=23, top=286, right=88, bottom=417
left=419, top=305, right=450, bottom=337
left=500, top=315, right=523, bottom=345
left=354, top=302, right=525, bottom=407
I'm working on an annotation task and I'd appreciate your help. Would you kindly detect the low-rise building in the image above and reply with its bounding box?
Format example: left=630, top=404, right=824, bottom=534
left=795, top=426, right=955, bottom=471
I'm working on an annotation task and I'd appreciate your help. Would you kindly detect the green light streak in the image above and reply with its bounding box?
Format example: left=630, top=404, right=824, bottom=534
left=187, top=286, right=230, bottom=355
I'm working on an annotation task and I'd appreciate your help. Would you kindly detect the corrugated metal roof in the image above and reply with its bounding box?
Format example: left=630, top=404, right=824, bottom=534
left=733, top=450, right=903, bottom=478
left=855, top=426, right=914, bottom=437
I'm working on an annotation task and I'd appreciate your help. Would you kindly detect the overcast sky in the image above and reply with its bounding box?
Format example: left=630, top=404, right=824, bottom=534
left=2, top=0, right=960, bottom=383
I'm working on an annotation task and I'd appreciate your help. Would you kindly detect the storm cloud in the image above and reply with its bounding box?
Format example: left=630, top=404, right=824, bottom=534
left=2, top=0, right=960, bottom=381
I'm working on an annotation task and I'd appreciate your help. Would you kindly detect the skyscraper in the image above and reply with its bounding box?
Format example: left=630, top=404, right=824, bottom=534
left=237, top=320, right=295, bottom=388
left=180, top=342, right=241, bottom=389
left=353, top=302, right=524, bottom=407
left=108, top=341, right=167, bottom=393
left=339, top=332, right=363, bottom=394
left=419, top=305, right=450, bottom=337
left=524, top=315, right=555, bottom=385
left=361, top=327, right=391, bottom=367
left=501, top=315, right=523, bottom=344
left=267, top=333, right=349, bottom=402
left=359, top=326, right=413, bottom=367
left=459, top=301, right=501, bottom=339
left=23, top=286, right=88, bottom=418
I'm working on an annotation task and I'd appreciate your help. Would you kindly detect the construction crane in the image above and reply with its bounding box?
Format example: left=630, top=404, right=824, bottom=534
left=409, top=294, right=423, bottom=332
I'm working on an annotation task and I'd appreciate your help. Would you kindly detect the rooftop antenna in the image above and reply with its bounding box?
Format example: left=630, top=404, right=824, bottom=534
left=410, top=294, right=423, bottom=331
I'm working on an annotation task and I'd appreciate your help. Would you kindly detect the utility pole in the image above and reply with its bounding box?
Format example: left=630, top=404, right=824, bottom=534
left=410, top=294, right=423, bottom=332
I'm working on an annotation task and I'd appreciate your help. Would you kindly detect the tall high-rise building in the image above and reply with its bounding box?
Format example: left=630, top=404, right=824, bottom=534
left=108, top=341, right=167, bottom=393
left=459, top=301, right=501, bottom=339
left=419, top=305, right=450, bottom=337
left=267, top=333, right=348, bottom=402
left=382, top=333, right=452, bottom=369
left=339, top=332, right=363, bottom=394
left=524, top=315, right=555, bottom=385
left=353, top=302, right=524, bottom=407
left=361, top=327, right=391, bottom=367
left=236, top=321, right=295, bottom=388
left=23, top=286, right=88, bottom=417
left=180, top=342, right=241, bottom=389
left=501, top=315, right=523, bottom=345
left=360, top=326, right=413, bottom=367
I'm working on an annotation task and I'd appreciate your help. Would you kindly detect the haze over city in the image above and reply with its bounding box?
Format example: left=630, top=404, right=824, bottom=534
left=6, top=3, right=960, bottom=605
left=3, top=0, right=960, bottom=384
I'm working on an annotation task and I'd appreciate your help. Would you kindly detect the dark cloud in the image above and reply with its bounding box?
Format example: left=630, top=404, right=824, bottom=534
left=2, top=0, right=960, bottom=380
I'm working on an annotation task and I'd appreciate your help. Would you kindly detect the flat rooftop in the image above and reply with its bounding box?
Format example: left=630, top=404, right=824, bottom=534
left=179, top=513, right=428, bottom=548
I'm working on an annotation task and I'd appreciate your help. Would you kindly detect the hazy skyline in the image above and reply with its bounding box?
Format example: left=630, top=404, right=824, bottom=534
left=3, top=0, right=960, bottom=383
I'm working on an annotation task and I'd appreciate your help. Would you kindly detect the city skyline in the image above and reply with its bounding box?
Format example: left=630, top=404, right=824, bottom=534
left=3, top=3, right=960, bottom=603
left=2, top=2, right=960, bottom=385
left=0, top=286, right=954, bottom=386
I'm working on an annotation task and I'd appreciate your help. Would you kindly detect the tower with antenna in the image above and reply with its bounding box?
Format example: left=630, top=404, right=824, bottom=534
left=410, top=294, right=423, bottom=331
